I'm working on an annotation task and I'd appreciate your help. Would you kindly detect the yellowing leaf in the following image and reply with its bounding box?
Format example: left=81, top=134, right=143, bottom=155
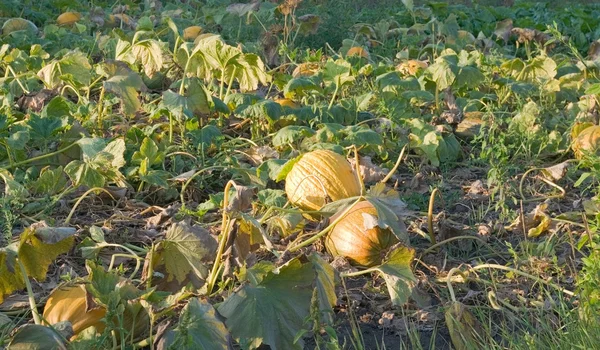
left=18, top=224, right=76, bottom=281
left=445, top=302, right=486, bottom=350
left=0, top=244, right=23, bottom=304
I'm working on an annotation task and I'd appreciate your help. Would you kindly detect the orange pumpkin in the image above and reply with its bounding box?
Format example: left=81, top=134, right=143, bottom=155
left=326, top=201, right=398, bottom=267
left=43, top=283, right=106, bottom=335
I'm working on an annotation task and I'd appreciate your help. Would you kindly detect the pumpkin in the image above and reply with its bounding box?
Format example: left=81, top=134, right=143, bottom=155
left=292, top=62, right=319, bottom=77
left=183, top=26, right=203, bottom=41
left=2, top=18, right=38, bottom=35
left=346, top=46, right=369, bottom=58
left=274, top=98, right=299, bottom=109
left=43, top=283, right=106, bottom=335
left=43, top=281, right=149, bottom=339
left=285, top=150, right=361, bottom=212
left=57, top=12, right=81, bottom=26
left=572, top=125, right=600, bottom=159
left=325, top=201, right=399, bottom=267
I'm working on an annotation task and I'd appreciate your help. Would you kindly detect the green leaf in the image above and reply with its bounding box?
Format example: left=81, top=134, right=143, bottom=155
left=218, top=258, right=315, bottom=349
left=154, top=222, right=217, bottom=284
left=323, top=59, right=354, bottom=88
left=27, top=113, right=67, bottom=140
left=189, top=125, right=222, bottom=148
left=41, top=96, right=71, bottom=119
left=8, top=324, right=67, bottom=349
left=284, top=77, right=322, bottom=99
left=272, top=126, right=315, bottom=148
left=257, top=159, right=288, bottom=182
left=427, top=58, right=457, bottom=90
left=343, top=126, right=383, bottom=146
left=64, top=160, right=106, bottom=188
left=240, top=100, right=282, bottom=123
left=257, top=189, right=287, bottom=207
left=103, top=68, right=145, bottom=117
left=6, top=129, right=29, bottom=150
left=373, top=246, right=416, bottom=306
left=171, top=298, right=230, bottom=349
left=401, top=0, right=414, bottom=11
left=30, top=166, right=67, bottom=195
left=456, top=66, right=485, bottom=88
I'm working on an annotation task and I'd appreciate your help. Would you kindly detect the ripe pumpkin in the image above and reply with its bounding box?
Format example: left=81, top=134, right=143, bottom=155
left=43, top=282, right=150, bottom=339
left=285, top=150, right=361, bottom=212
left=325, top=201, right=398, bottom=267
left=292, top=62, right=319, bottom=77
left=57, top=12, right=81, bottom=26
left=43, top=283, right=106, bottom=335
left=572, top=125, right=600, bottom=159
left=274, top=98, right=299, bottom=109
left=183, top=26, right=203, bottom=41
left=346, top=46, right=369, bottom=59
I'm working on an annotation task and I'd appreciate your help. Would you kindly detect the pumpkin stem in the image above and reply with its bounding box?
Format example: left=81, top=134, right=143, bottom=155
left=289, top=197, right=363, bottom=253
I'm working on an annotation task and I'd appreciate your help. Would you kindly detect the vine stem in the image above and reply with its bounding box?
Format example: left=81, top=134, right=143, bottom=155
left=179, top=166, right=226, bottom=208
left=327, top=83, right=340, bottom=110
left=205, top=180, right=235, bottom=295
left=518, top=165, right=570, bottom=202
left=4, top=142, right=79, bottom=170
left=289, top=197, right=363, bottom=253
left=381, top=145, right=407, bottom=184
left=445, top=263, right=575, bottom=304
left=353, top=146, right=365, bottom=196
left=16, top=259, right=41, bottom=324
left=64, top=187, right=115, bottom=225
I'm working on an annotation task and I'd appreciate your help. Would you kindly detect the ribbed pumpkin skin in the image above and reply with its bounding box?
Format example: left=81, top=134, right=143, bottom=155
left=285, top=150, right=361, bottom=212
left=346, top=47, right=369, bottom=58
left=572, top=125, right=600, bottom=159
left=325, top=201, right=399, bottom=267
left=43, top=284, right=107, bottom=335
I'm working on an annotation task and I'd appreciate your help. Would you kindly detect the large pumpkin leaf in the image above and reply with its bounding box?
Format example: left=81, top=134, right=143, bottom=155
left=309, top=253, right=337, bottom=324
left=218, top=258, right=315, bottom=349
left=18, top=225, right=76, bottom=281
left=131, top=39, right=164, bottom=78
left=373, top=245, right=416, bottom=306
left=153, top=221, right=218, bottom=285
left=170, top=298, right=230, bottom=349
left=0, top=224, right=76, bottom=303
left=0, top=243, right=23, bottom=304
left=8, top=324, right=67, bottom=350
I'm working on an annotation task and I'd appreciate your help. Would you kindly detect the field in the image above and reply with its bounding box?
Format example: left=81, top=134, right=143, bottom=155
left=3, top=0, right=600, bottom=349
